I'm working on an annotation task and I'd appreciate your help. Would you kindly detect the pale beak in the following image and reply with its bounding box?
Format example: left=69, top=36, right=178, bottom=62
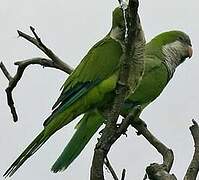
left=188, top=46, right=193, bottom=58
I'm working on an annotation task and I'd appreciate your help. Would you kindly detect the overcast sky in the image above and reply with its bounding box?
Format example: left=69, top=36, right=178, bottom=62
left=0, top=0, right=199, bottom=180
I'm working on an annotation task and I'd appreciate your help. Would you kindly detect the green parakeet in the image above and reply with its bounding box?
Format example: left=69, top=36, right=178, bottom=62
left=3, top=7, right=145, bottom=177
left=51, top=15, right=193, bottom=174
left=4, top=7, right=192, bottom=177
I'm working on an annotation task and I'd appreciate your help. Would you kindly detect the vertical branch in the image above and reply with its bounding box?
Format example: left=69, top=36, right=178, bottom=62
left=184, top=120, right=199, bottom=180
left=90, top=1, right=145, bottom=179
left=121, top=169, right=126, bottom=180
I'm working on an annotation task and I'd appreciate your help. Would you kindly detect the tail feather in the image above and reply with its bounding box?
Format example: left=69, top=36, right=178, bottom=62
left=4, top=94, right=86, bottom=177
left=51, top=111, right=104, bottom=172
left=3, top=130, right=49, bottom=178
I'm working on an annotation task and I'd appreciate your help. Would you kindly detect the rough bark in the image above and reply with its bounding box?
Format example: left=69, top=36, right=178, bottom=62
left=90, top=0, right=146, bottom=179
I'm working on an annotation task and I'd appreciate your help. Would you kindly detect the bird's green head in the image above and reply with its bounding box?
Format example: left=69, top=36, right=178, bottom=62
left=110, top=7, right=125, bottom=41
left=148, top=30, right=193, bottom=62
left=112, top=7, right=125, bottom=29
left=146, top=30, right=193, bottom=76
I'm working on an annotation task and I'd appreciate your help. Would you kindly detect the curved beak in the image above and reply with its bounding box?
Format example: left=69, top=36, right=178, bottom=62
left=188, top=46, right=193, bottom=58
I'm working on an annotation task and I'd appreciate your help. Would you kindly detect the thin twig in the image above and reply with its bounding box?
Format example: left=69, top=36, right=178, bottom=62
left=0, top=62, right=12, bottom=81
left=1, top=26, right=74, bottom=122
left=14, top=57, right=73, bottom=73
left=104, top=156, right=119, bottom=180
left=18, top=26, right=73, bottom=74
left=184, top=120, right=199, bottom=180
left=117, top=0, right=122, bottom=4
left=143, top=173, right=147, bottom=180
left=121, top=169, right=126, bottom=180
left=118, top=105, right=142, bottom=135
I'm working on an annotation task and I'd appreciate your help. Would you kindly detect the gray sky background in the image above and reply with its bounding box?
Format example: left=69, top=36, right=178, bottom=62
left=0, top=0, right=199, bottom=179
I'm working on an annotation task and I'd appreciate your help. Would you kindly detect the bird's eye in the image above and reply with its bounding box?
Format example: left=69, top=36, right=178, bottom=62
left=178, top=36, right=184, bottom=41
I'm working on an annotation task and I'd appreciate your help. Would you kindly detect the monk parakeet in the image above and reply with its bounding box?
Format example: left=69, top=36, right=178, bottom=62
left=51, top=22, right=193, bottom=173
left=4, top=7, right=192, bottom=177
left=3, top=7, right=145, bottom=177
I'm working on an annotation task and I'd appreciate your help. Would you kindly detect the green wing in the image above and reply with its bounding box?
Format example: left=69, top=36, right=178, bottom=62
left=44, top=36, right=123, bottom=126
left=4, top=36, right=123, bottom=178
left=52, top=36, right=122, bottom=109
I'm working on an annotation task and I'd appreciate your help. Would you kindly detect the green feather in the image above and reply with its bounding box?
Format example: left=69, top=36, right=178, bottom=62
left=4, top=130, right=46, bottom=177
left=51, top=111, right=104, bottom=172
left=51, top=30, right=192, bottom=172
left=51, top=36, right=122, bottom=111
left=4, top=6, right=192, bottom=177
left=4, top=9, right=124, bottom=178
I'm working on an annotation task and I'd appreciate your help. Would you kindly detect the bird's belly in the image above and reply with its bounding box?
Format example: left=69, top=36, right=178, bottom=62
left=124, top=65, right=168, bottom=112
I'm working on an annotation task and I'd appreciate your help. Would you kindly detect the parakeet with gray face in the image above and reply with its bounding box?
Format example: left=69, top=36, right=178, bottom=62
left=51, top=18, right=193, bottom=173
left=4, top=7, right=192, bottom=177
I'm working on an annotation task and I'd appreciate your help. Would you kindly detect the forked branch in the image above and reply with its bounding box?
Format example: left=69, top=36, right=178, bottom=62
left=17, top=27, right=73, bottom=73
left=131, top=119, right=199, bottom=180
left=0, top=27, right=73, bottom=122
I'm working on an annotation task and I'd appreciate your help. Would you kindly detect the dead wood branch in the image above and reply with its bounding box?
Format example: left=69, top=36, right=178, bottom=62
left=18, top=26, right=73, bottom=74
left=0, top=27, right=74, bottom=122
left=90, top=0, right=145, bottom=179
left=131, top=118, right=177, bottom=179
left=184, top=120, right=199, bottom=180
left=104, top=156, right=119, bottom=180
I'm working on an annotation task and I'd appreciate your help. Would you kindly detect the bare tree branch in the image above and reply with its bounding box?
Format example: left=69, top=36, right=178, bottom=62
left=0, top=57, right=73, bottom=122
left=0, top=62, right=12, bottom=81
left=90, top=0, right=145, bottom=179
left=14, top=57, right=73, bottom=73
left=1, top=27, right=74, bottom=122
left=131, top=118, right=177, bottom=179
left=121, top=169, right=126, bottom=180
left=184, top=120, right=199, bottom=180
left=18, top=26, right=73, bottom=74
left=104, top=156, right=119, bottom=180
left=91, top=106, right=141, bottom=180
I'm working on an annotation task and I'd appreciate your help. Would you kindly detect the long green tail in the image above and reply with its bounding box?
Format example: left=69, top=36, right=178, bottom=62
left=4, top=99, right=83, bottom=177
left=3, top=130, right=48, bottom=178
left=51, top=111, right=104, bottom=172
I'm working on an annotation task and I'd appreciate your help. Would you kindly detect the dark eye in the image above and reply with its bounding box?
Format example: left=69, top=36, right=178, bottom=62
left=178, top=36, right=184, bottom=41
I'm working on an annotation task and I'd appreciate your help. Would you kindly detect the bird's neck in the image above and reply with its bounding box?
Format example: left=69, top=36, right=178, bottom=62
left=162, top=41, right=183, bottom=78
left=109, top=27, right=124, bottom=43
